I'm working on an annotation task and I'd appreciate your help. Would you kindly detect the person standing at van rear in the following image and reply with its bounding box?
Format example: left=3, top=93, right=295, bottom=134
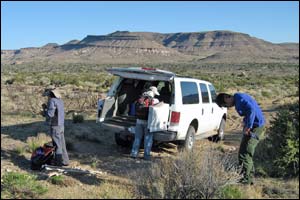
left=130, top=86, right=160, bottom=161
left=216, top=93, right=265, bottom=185
left=42, top=88, right=69, bottom=166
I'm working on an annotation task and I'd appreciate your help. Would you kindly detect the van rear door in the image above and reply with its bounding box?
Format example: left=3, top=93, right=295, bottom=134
left=99, top=77, right=122, bottom=122
left=106, top=67, right=175, bottom=81
left=100, top=67, right=174, bottom=124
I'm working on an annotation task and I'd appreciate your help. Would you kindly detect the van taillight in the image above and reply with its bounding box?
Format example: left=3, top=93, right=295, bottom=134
left=171, top=111, right=180, bottom=124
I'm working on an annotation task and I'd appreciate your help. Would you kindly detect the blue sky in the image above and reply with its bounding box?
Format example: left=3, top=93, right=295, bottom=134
left=1, top=1, right=299, bottom=50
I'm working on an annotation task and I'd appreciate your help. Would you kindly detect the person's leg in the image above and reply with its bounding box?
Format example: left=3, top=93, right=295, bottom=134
left=239, top=135, right=259, bottom=184
left=60, top=126, right=69, bottom=166
left=130, top=123, right=143, bottom=158
left=249, top=126, right=266, bottom=182
left=50, top=126, right=63, bottom=166
left=144, top=126, right=153, bottom=160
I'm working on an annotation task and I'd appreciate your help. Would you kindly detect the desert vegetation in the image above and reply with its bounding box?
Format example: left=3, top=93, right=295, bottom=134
left=255, top=103, right=299, bottom=178
left=133, top=147, right=242, bottom=199
left=1, top=171, right=48, bottom=199
left=1, top=62, right=299, bottom=199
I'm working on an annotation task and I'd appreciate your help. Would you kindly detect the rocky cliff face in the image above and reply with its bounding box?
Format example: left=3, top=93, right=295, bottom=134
left=1, top=30, right=298, bottom=64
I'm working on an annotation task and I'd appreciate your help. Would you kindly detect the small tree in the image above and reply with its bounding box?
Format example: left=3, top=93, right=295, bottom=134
left=257, top=103, right=299, bottom=177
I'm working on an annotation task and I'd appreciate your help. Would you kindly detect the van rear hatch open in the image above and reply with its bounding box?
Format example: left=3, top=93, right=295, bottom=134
left=106, top=67, right=175, bottom=81
left=100, top=67, right=174, bottom=132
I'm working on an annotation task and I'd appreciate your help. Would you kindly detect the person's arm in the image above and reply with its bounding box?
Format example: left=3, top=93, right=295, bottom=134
left=46, top=99, right=56, bottom=118
left=241, top=99, right=255, bottom=133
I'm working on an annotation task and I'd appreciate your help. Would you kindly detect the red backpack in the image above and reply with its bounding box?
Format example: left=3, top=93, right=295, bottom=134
left=135, top=95, right=154, bottom=120
left=30, top=142, right=56, bottom=170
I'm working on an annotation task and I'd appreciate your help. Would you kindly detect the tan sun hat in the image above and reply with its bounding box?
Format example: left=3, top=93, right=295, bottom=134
left=42, top=88, right=62, bottom=98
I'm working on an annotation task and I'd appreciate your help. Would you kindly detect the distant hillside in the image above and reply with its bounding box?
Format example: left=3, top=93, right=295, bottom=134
left=1, top=30, right=299, bottom=65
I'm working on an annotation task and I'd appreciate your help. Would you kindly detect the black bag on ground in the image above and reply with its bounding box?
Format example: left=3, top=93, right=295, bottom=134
left=135, top=95, right=154, bottom=120
left=30, top=142, right=56, bottom=170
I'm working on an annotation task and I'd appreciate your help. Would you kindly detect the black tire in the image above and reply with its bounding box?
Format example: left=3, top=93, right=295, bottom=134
left=211, top=118, right=226, bottom=142
left=115, top=132, right=133, bottom=147
left=178, top=125, right=196, bottom=152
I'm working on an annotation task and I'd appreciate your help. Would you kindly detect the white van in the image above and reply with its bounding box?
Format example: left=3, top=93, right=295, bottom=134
left=99, top=67, right=227, bottom=151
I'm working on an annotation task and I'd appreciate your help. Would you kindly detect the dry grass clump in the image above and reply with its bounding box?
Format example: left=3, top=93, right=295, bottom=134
left=26, top=132, right=52, bottom=153
left=133, top=147, right=242, bottom=199
left=96, top=180, right=135, bottom=199
left=14, top=144, right=27, bottom=155
left=48, top=175, right=77, bottom=187
left=1, top=171, right=48, bottom=199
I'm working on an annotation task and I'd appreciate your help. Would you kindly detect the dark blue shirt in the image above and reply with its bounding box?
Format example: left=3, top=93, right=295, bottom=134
left=234, top=93, right=265, bottom=129
left=46, top=98, right=64, bottom=126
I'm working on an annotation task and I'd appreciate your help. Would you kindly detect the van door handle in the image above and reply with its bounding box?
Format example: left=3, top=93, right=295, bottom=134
left=212, top=107, right=214, bottom=113
left=202, top=108, right=204, bottom=115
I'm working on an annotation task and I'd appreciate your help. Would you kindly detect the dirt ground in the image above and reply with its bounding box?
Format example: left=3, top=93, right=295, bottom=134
left=1, top=100, right=298, bottom=198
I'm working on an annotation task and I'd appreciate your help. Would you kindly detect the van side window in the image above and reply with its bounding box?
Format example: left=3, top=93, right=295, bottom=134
left=208, top=84, right=217, bottom=103
left=181, top=82, right=199, bottom=104
left=200, top=83, right=209, bottom=103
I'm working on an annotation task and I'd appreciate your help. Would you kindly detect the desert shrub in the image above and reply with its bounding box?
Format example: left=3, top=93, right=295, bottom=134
left=98, top=181, right=135, bottom=199
left=271, top=103, right=299, bottom=177
left=14, top=145, right=26, bottom=155
left=73, top=113, right=84, bottom=123
left=48, top=175, right=76, bottom=187
left=26, top=137, right=41, bottom=153
left=255, top=165, right=269, bottom=178
left=91, top=157, right=99, bottom=169
left=38, top=76, right=51, bottom=86
left=26, top=133, right=51, bottom=153
left=218, top=185, right=243, bottom=199
left=261, top=90, right=272, bottom=98
left=13, top=73, right=26, bottom=84
left=49, top=175, right=64, bottom=185
left=1, top=172, right=48, bottom=199
left=133, top=148, right=242, bottom=199
left=256, top=103, right=299, bottom=177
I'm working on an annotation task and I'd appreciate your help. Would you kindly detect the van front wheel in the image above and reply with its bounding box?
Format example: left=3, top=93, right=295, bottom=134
left=178, top=125, right=195, bottom=152
left=211, top=118, right=226, bottom=142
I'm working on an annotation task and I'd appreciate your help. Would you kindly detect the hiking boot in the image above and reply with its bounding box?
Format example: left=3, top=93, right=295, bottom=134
left=53, top=154, right=63, bottom=167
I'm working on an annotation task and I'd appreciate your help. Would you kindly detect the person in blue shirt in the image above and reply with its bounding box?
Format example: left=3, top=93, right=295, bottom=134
left=42, top=88, right=69, bottom=166
left=216, top=92, right=266, bottom=185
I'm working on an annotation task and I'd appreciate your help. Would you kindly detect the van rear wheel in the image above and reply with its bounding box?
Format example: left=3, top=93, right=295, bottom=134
left=178, top=125, right=195, bottom=152
left=115, top=132, right=133, bottom=147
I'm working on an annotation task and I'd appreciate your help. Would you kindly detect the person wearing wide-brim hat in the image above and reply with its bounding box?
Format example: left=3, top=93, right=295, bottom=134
left=130, top=86, right=160, bottom=161
left=42, top=87, right=69, bottom=166
left=42, top=88, right=62, bottom=98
